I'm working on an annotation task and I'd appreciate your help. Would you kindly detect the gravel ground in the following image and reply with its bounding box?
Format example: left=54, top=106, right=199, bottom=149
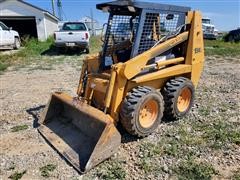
left=0, top=56, right=239, bottom=179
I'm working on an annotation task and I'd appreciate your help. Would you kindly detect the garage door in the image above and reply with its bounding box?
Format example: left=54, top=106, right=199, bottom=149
left=0, top=16, right=38, bottom=39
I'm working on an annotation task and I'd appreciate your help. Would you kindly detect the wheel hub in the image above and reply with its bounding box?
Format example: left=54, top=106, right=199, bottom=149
left=177, top=87, right=191, bottom=112
left=139, top=100, right=158, bottom=128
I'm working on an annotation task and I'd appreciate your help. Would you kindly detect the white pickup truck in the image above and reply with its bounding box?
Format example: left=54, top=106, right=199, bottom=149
left=0, top=21, right=20, bottom=49
left=54, top=22, right=90, bottom=53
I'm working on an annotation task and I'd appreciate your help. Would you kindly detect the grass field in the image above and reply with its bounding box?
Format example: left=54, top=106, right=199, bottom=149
left=0, top=36, right=102, bottom=72
left=204, top=40, right=240, bottom=57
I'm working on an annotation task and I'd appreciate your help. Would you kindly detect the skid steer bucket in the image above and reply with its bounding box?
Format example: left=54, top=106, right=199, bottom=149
left=38, top=92, right=121, bottom=173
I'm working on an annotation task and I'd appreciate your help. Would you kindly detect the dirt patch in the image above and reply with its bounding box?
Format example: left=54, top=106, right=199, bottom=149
left=0, top=56, right=239, bottom=179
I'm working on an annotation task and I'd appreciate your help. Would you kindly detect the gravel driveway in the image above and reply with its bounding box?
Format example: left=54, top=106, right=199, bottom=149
left=0, top=56, right=239, bottom=179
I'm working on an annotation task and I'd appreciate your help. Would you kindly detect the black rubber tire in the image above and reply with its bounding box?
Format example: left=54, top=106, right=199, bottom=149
left=228, top=35, right=234, bottom=42
left=162, top=77, right=195, bottom=121
left=56, top=47, right=65, bottom=54
left=14, top=37, right=20, bottom=49
left=120, top=86, right=164, bottom=137
left=85, top=47, right=90, bottom=54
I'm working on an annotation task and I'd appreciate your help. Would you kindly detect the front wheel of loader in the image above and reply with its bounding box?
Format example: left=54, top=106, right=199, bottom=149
left=120, top=86, right=164, bottom=137
left=162, top=77, right=195, bottom=121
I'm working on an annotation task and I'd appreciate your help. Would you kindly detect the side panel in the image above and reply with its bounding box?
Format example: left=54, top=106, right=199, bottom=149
left=109, top=65, right=127, bottom=123
left=185, top=11, right=205, bottom=87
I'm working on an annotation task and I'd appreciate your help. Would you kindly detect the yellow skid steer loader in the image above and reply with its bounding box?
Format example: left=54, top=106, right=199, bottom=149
left=38, top=0, right=205, bottom=173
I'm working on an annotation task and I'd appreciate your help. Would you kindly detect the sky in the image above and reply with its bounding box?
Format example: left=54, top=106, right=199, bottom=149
left=26, top=0, right=240, bottom=31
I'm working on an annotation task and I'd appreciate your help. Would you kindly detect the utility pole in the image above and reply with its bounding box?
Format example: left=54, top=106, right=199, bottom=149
left=90, top=8, right=94, bottom=36
left=51, top=0, right=56, bottom=16
left=57, top=0, right=63, bottom=21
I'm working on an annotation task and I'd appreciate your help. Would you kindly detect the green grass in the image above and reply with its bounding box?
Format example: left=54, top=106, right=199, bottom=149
left=204, top=40, right=240, bottom=57
left=0, top=37, right=54, bottom=72
left=202, top=121, right=240, bottom=149
left=39, top=164, right=56, bottom=177
left=96, top=160, right=126, bottom=180
left=0, top=36, right=102, bottom=72
left=19, top=37, right=54, bottom=57
left=137, top=142, right=163, bottom=173
left=232, top=169, right=240, bottom=180
left=89, top=35, right=102, bottom=54
left=8, top=170, right=26, bottom=180
left=11, top=125, right=28, bottom=132
left=172, top=159, right=217, bottom=180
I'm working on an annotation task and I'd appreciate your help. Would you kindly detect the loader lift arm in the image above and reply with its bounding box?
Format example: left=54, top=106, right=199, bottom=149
left=121, top=31, right=189, bottom=79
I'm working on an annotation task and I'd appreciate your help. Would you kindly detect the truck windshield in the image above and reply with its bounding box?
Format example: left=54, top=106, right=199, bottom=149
left=0, top=22, right=8, bottom=30
left=62, top=23, right=87, bottom=31
left=202, top=19, right=210, bottom=24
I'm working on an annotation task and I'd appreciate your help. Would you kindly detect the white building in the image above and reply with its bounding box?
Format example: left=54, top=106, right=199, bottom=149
left=81, top=16, right=102, bottom=36
left=0, top=0, right=59, bottom=41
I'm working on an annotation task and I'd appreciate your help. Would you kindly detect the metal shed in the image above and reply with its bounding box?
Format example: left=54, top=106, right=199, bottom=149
left=0, top=0, right=59, bottom=41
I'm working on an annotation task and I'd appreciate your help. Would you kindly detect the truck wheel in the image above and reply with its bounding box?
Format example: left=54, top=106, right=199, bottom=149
left=228, top=35, right=234, bottom=42
left=162, top=77, right=195, bottom=121
left=120, top=86, right=164, bottom=137
left=57, top=47, right=65, bottom=54
left=85, top=47, right=90, bottom=54
left=14, top=37, right=20, bottom=49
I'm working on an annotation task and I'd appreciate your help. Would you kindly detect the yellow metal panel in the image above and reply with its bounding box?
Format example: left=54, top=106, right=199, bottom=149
left=86, top=54, right=100, bottom=73
left=185, top=11, right=205, bottom=87
left=104, top=70, right=117, bottom=109
left=126, top=78, right=168, bottom=93
left=108, top=64, right=127, bottom=123
left=91, top=78, right=109, bottom=93
left=132, top=65, right=192, bottom=83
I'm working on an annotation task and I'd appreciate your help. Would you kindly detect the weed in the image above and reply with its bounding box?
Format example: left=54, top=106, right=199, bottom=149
left=204, top=40, right=240, bottom=57
left=0, top=62, right=9, bottom=71
left=90, top=36, right=102, bottom=54
left=138, top=157, right=162, bottom=174
left=137, top=142, right=164, bottom=172
left=232, top=169, right=240, bottom=180
left=198, top=106, right=211, bottom=116
left=172, top=159, right=217, bottom=180
left=203, top=121, right=240, bottom=149
left=193, top=120, right=240, bottom=149
left=11, top=125, right=28, bottom=132
left=8, top=170, right=26, bottom=180
left=139, top=142, right=162, bottom=158
left=39, top=164, right=56, bottom=177
left=164, top=142, right=180, bottom=156
left=97, top=160, right=126, bottom=180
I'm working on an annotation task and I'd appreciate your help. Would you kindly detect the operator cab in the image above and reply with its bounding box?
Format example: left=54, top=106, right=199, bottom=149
left=97, top=1, right=190, bottom=70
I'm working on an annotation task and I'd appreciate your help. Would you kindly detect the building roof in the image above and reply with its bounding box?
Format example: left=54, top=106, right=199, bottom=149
left=81, top=16, right=99, bottom=23
left=0, top=0, right=59, bottom=21
left=97, top=0, right=190, bottom=13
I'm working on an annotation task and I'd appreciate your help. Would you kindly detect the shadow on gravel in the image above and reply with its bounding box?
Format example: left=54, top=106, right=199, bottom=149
left=41, top=45, right=85, bottom=56
left=117, top=124, right=139, bottom=144
left=26, top=105, right=46, bottom=128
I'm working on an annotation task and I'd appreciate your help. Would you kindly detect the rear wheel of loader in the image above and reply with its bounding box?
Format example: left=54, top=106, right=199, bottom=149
left=120, top=86, right=164, bottom=137
left=162, top=77, right=194, bottom=121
